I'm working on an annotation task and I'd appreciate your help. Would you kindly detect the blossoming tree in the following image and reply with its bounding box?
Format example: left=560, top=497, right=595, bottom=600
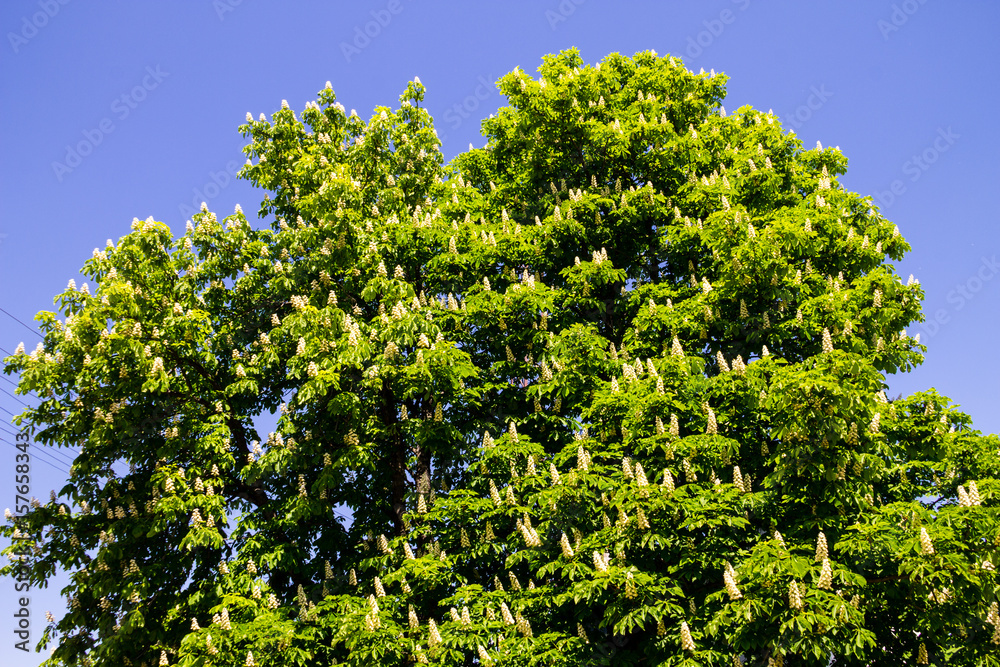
left=4, top=49, right=999, bottom=666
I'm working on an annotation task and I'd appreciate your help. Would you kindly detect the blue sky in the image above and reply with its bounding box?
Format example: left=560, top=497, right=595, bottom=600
left=1, top=1, right=998, bottom=663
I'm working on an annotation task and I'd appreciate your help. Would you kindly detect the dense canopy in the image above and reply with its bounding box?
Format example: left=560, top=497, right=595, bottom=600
left=4, top=49, right=999, bottom=666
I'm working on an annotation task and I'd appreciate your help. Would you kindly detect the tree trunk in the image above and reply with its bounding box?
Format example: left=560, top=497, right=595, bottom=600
left=382, top=386, right=408, bottom=536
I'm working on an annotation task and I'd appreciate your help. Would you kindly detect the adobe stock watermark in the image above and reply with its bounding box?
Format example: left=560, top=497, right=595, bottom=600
left=878, top=0, right=932, bottom=40
left=213, top=0, right=246, bottom=21
left=919, top=255, right=1000, bottom=340
left=9, top=430, right=33, bottom=652
left=178, top=157, right=244, bottom=220
left=872, top=126, right=958, bottom=210
left=438, top=75, right=498, bottom=143
left=545, top=0, right=586, bottom=30
left=781, top=84, right=833, bottom=131
left=7, top=0, right=71, bottom=54
left=51, top=65, right=169, bottom=183
left=684, top=0, right=752, bottom=61
left=340, top=0, right=405, bottom=63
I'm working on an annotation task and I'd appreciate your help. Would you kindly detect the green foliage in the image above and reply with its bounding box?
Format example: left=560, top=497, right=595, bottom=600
left=4, top=49, right=999, bottom=666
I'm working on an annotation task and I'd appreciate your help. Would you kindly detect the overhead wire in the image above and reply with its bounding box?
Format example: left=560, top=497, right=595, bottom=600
left=0, top=306, right=43, bottom=339
left=1, top=438, right=70, bottom=475
left=1, top=310, right=239, bottom=482
left=0, top=420, right=79, bottom=466
left=0, top=374, right=37, bottom=399
left=0, top=426, right=76, bottom=467
left=0, top=369, right=81, bottom=455
left=1, top=386, right=29, bottom=407
left=0, top=313, right=134, bottom=479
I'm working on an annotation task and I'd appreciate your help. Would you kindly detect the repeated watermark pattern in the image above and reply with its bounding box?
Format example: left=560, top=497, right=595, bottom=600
left=872, top=126, right=958, bottom=210
left=340, top=0, right=406, bottom=63
left=7, top=0, right=71, bottom=54
left=545, top=0, right=586, bottom=30
left=178, top=157, right=244, bottom=220
left=781, top=84, right=833, bottom=132
left=9, top=430, right=33, bottom=652
left=919, top=255, right=999, bottom=340
left=438, top=75, right=498, bottom=143
left=684, top=0, right=752, bottom=61
left=878, top=0, right=932, bottom=40
left=213, top=0, right=247, bottom=21
left=51, top=65, right=169, bottom=182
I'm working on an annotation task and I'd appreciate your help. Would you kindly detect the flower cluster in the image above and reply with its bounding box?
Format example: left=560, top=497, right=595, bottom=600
left=723, top=563, right=742, bottom=600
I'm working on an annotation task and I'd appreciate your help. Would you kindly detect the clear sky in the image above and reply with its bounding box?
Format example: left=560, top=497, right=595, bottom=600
left=1, top=1, right=998, bottom=664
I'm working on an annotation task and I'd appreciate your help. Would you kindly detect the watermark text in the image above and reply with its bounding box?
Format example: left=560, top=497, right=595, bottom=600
left=9, top=431, right=32, bottom=652
left=878, top=0, right=932, bottom=40
left=7, top=0, right=71, bottom=54
left=873, top=126, right=958, bottom=209
left=51, top=65, right=169, bottom=182
left=341, top=0, right=405, bottom=63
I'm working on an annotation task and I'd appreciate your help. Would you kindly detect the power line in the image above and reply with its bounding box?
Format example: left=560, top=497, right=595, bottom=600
left=0, top=307, right=42, bottom=339
left=30, top=438, right=77, bottom=466
left=0, top=438, right=70, bottom=475
left=0, top=373, right=42, bottom=405
left=0, top=377, right=77, bottom=454
left=1, top=387, right=29, bottom=407
left=35, top=443, right=73, bottom=475
left=4, top=446, right=67, bottom=475
left=0, top=425, right=81, bottom=462
left=37, top=446, right=76, bottom=467
left=0, top=376, right=39, bottom=402
left=0, top=428, right=79, bottom=467
left=2, top=436, right=74, bottom=472
left=0, top=404, right=16, bottom=417
left=0, top=418, right=81, bottom=453
left=0, top=374, right=30, bottom=391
